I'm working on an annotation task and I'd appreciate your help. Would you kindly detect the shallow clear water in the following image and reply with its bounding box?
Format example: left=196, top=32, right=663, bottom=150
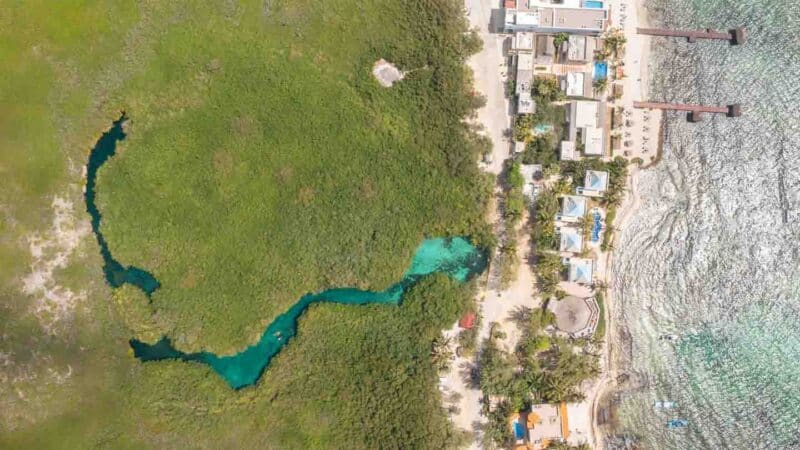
left=609, top=1, right=800, bottom=448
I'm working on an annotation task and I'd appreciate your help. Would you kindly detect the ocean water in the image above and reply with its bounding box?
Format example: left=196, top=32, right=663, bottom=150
left=609, top=1, right=800, bottom=448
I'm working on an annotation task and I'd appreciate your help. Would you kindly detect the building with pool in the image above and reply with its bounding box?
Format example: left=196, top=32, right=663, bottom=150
left=503, top=0, right=609, bottom=35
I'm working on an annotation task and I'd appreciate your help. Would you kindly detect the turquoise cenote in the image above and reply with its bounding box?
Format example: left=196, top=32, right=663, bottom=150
left=85, top=116, right=488, bottom=389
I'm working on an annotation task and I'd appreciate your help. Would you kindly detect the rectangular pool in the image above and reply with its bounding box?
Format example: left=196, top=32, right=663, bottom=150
left=594, top=61, right=608, bottom=81
left=584, top=0, right=604, bottom=8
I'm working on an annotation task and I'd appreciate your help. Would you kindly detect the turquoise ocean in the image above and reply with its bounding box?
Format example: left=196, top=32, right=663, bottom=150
left=609, top=0, right=800, bottom=448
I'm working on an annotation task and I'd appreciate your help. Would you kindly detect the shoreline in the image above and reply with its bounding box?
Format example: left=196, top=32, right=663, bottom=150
left=590, top=0, right=660, bottom=446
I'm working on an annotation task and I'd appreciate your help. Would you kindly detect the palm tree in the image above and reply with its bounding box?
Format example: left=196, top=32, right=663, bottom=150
left=593, top=78, right=608, bottom=95
left=553, top=32, right=569, bottom=63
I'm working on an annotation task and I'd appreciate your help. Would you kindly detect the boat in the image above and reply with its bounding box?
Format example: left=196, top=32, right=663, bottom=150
left=667, top=419, right=688, bottom=429
left=654, top=401, right=677, bottom=409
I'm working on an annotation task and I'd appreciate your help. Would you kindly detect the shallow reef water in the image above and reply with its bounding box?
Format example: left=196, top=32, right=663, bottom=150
left=609, top=1, right=800, bottom=448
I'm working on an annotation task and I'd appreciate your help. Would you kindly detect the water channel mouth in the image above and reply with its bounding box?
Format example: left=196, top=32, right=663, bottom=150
left=86, top=116, right=487, bottom=389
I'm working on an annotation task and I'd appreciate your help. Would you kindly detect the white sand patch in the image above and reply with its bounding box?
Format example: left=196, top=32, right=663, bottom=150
left=372, top=59, right=405, bottom=87
left=21, top=196, right=91, bottom=334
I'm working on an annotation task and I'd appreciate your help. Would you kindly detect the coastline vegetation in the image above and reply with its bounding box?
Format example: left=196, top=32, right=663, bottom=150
left=479, top=308, right=600, bottom=447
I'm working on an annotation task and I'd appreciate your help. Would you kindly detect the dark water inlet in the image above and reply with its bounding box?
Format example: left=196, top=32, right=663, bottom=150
left=85, top=114, right=159, bottom=294
left=86, top=117, right=487, bottom=389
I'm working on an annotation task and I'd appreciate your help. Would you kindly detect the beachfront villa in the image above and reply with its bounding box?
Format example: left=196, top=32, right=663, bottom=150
left=568, top=100, right=607, bottom=156
left=528, top=402, right=569, bottom=450
left=567, top=258, right=594, bottom=284
left=502, top=0, right=609, bottom=35
left=577, top=169, right=609, bottom=197
left=557, top=195, right=587, bottom=222
left=559, top=227, right=583, bottom=253
left=548, top=295, right=600, bottom=339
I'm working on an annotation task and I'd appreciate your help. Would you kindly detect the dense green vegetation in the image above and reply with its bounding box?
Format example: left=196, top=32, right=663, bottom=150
left=0, top=0, right=492, bottom=447
left=95, top=0, right=492, bottom=353
left=479, top=308, right=600, bottom=447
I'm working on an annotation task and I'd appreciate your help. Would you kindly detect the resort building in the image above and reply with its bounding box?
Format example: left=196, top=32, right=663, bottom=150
left=548, top=295, right=600, bottom=338
left=567, top=258, right=594, bottom=284
left=568, top=100, right=607, bottom=156
left=515, top=52, right=536, bottom=114
left=558, top=195, right=586, bottom=222
left=503, top=1, right=609, bottom=35
left=528, top=402, right=569, bottom=450
left=558, top=226, right=583, bottom=253
left=511, top=31, right=535, bottom=53
left=562, top=71, right=592, bottom=98
left=577, top=169, right=609, bottom=197
left=565, top=34, right=598, bottom=62
left=560, top=140, right=577, bottom=161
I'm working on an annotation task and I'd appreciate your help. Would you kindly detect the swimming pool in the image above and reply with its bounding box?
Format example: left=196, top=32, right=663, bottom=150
left=584, top=0, right=604, bottom=8
left=594, top=61, right=608, bottom=81
left=591, top=211, right=602, bottom=242
left=534, top=124, right=554, bottom=135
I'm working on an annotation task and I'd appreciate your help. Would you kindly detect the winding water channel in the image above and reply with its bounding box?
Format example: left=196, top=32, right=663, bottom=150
left=86, top=116, right=487, bottom=389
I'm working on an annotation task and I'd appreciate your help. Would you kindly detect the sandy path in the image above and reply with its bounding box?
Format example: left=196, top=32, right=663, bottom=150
left=438, top=2, right=538, bottom=444
left=465, top=0, right=513, bottom=175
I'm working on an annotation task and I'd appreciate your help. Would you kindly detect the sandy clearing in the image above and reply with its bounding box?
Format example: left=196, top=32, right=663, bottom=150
left=21, top=196, right=91, bottom=334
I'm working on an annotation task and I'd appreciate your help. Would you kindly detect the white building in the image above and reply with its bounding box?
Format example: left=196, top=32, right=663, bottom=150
left=560, top=140, right=577, bottom=161
left=504, top=1, right=609, bottom=35
left=558, top=195, right=586, bottom=222
left=569, top=100, right=606, bottom=157
left=559, top=227, right=583, bottom=253
left=512, top=31, right=535, bottom=53
left=567, top=258, right=593, bottom=284
left=577, top=169, right=609, bottom=197
left=516, top=53, right=534, bottom=95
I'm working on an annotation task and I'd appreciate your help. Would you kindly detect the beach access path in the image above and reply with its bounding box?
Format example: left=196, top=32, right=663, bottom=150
left=438, top=0, right=539, bottom=445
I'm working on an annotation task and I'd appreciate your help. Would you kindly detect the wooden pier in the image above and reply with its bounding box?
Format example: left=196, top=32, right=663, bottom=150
left=637, top=27, right=746, bottom=45
left=634, top=101, right=742, bottom=122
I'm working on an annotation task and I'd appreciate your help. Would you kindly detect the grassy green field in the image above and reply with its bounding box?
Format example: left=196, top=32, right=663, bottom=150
left=0, top=0, right=490, bottom=447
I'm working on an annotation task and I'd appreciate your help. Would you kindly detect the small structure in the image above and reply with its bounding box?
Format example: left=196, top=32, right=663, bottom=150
left=567, top=258, right=593, bottom=284
left=459, top=312, right=476, bottom=329
left=577, top=169, right=608, bottom=197
left=559, top=195, right=586, bottom=222
left=521, top=164, right=544, bottom=199
left=559, top=227, right=584, bottom=254
left=560, top=140, right=577, bottom=161
left=372, top=59, right=405, bottom=87
left=558, top=195, right=587, bottom=222
left=512, top=31, right=535, bottom=53
left=516, top=53, right=534, bottom=95
left=563, top=71, right=588, bottom=97
left=548, top=295, right=600, bottom=338
left=528, top=402, right=569, bottom=450
left=518, top=92, right=536, bottom=114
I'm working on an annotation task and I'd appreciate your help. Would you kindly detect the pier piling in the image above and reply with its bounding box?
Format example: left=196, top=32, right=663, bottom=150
left=637, top=27, right=746, bottom=45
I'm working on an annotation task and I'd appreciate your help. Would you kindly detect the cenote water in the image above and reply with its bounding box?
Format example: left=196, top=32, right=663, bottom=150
left=85, top=114, right=159, bottom=295
left=86, top=116, right=487, bottom=389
